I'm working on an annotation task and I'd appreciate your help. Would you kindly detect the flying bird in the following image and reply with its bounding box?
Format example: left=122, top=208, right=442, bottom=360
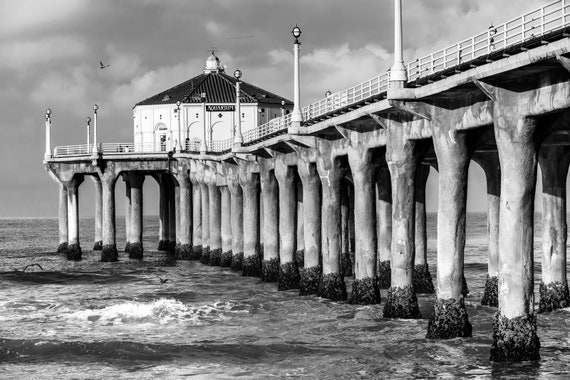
left=22, top=263, right=44, bottom=272
left=158, top=277, right=169, bottom=284
left=99, top=60, right=110, bottom=69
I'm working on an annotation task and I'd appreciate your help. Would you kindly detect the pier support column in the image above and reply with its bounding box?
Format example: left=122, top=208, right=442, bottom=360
left=473, top=152, right=501, bottom=307
left=296, top=183, right=305, bottom=268
left=376, top=166, right=392, bottom=289
left=414, top=163, right=435, bottom=294
left=228, top=175, right=244, bottom=270
left=157, top=175, right=168, bottom=251
left=275, top=160, right=300, bottom=290
left=220, top=186, right=232, bottom=266
left=348, top=146, right=380, bottom=304
left=99, top=166, right=118, bottom=262
left=538, top=144, right=570, bottom=312
left=57, top=183, right=68, bottom=252
left=123, top=175, right=132, bottom=253
left=92, top=176, right=103, bottom=250
left=298, top=160, right=321, bottom=295
left=168, top=176, right=177, bottom=254
left=66, top=175, right=84, bottom=261
left=491, top=114, right=540, bottom=362
left=239, top=167, right=261, bottom=277
left=190, top=167, right=202, bottom=260
left=383, top=120, right=421, bottom=319
left=208, top=176, right=222, bottom=266
left=260, top=167, right=280, bottom=282
left=426, top=127, right=472, bottom=339
left=317, top=149, right=347, bottom=300
left=340, top=181, right=352, bottom=277
left=128, top=172, right=145, bottom=259
left=199, top=170, right=210, bottom=264
left=175, top=169, right=192, bottom=260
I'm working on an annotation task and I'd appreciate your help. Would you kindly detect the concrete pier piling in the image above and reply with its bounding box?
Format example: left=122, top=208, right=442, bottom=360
left=298, top=160, right=321, bottom=296
left=240, top=167, right=261, bottom=277
left=413, top=163, right=435, bottom=294
left=157, top=175, right=168, bottom=251
left=92, top=176, right=103, bottom=250
left=167, top=176, right=177, bottom=254
left=176, top=169, right=193, bottom=260
left=340, top=180, right=352, bottom=277
left=426, top=117, right=473, bottom=339
left=275, top=160, right=300, bottom=290
left=220, top=186, right=232, bottom=266
left=99, top=167, right=118, bottom=262
left=260, top=166, right=280, bottom=282
left=376, top=166, right=392, bottom=289
left=65, top=176, right=84, bottom=261
left=190, top=168, right=202, bottom=260
left=199, top=171, right=210, bottom=264
left=228, top=171, right=244, bottom=270
left=208, top=173, right=222, bottom=266
left=317, top=150, right=347, bottom=301
left=383, top=121, right=421, bottom=319
left=128, top=172, right=145, bottom=259
left=473, top=152, right=501, bottom=308
left=491, top=111, right=540, bottom=361
left=538, top=144, right=570, bottom=313
left=296, top=183, right=305, bottom=269
left=123, top=175, right=132, bottom=253
left=57, top=183, right=68, bottom=253
left=348, top=146, right=380, bottom=304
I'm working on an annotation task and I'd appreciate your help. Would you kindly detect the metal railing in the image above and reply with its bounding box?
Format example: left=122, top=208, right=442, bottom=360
left=210, top=138, right=233, bottom=152
left=51, top=0, right=570, bottom=158
left=242, top=113, right=292, bottom=143
left=407, top=0, right=570, bottom=80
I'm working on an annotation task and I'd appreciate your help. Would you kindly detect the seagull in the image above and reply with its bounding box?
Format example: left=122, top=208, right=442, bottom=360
left=22, top=263, right=44, bottom=272
left=99, top=60, right=110, bottom=69
left=158, top=277, right=169, bottom=284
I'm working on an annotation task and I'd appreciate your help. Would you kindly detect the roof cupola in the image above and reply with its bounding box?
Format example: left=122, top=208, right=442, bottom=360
left=204, top=50, right=224, bottom=74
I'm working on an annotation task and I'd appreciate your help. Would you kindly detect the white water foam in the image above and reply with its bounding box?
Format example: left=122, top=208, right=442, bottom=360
left=71, top=298, right=247, bottom=325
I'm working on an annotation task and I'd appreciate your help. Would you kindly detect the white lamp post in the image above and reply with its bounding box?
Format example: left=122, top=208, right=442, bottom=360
left=176, top=100, right=182, bottom=152
left=200, top=92, right=207, bottom=154
left=44, top=108, right=52, bottom=159
left=234, top=68, right=243, bottom=145
left=86, top=116, right=91, bottom=154
left=92, top=104, right=99, bottom=155
left=281, top=99, right=285, bottom=117
left=291, top=24, right=303, bottom=125
left=390, top=0, right=407, bottom=86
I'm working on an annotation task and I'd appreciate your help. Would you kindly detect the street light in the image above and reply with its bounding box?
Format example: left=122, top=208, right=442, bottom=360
left=176, top=100, right=182, bottom=152
left=93, top=104, right=99, bottom=155
left=281, top=99, right=285, bottom=117
left=200, top=92, right=207, bottom=154
left=291, top=24, right=302, bottom=125
left=234, top=68, right=243, bottom=145
left=390, top=0, right=407, bottom=85
left=86, top=116, right=91, bottom=153
left=44, top=108, right=52, bottom=159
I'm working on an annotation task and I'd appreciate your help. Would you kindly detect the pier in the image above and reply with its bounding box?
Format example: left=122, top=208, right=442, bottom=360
left=44, top=0, right=570, bottom=362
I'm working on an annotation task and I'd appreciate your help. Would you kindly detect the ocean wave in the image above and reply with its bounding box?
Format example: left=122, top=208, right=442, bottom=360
left=72, top=298, right=247, bottom=325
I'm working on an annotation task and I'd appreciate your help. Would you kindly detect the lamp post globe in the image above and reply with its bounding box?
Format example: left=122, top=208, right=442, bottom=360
left=93, top=104, right=99, bottom=112
left=234, top=68, right=242, bottom=80
left=292, top=25, right=301, bottom=44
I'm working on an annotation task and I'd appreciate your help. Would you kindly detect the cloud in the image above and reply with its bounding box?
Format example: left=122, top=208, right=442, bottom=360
left=0, top=0, right=89, bottom=35
left=0, top=35, right=87, bottom=71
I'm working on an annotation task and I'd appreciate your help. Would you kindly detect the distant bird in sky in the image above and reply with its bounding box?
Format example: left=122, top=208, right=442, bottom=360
left=99, top=60, right=110, bottom=69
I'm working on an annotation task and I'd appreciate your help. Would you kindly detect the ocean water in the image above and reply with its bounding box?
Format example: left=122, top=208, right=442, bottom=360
left=1, top=214, right=570, bottom=379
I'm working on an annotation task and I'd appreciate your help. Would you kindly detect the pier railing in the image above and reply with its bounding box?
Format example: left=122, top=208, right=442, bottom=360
left=51, top=0, right=569, bottom=158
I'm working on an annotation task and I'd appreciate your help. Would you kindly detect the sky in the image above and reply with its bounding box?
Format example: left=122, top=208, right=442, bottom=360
left=0, top=0, right=554, bottom=218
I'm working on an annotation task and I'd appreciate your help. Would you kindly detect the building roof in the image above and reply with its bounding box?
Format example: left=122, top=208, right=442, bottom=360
left=135, top=53, right=293, bottom=107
